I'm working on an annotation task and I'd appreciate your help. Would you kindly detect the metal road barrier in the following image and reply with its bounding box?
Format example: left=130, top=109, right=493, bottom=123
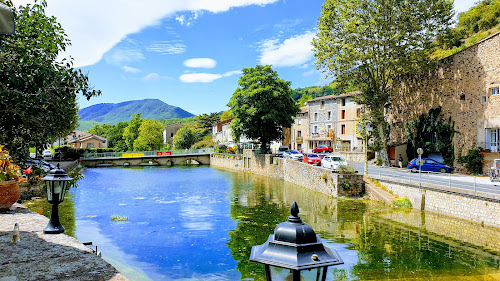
left=366, top=165, right=500, bottom=201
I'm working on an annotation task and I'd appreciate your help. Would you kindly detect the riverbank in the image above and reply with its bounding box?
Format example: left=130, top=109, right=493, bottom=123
left=0, top=203, right=128, bottom=281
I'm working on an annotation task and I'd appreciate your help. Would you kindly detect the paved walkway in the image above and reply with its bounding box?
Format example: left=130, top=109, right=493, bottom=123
left=0, top=204, right=128, bottom=281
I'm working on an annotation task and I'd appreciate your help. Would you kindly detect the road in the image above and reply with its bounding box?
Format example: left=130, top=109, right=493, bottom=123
left=352, top=162, right=500, bottom=196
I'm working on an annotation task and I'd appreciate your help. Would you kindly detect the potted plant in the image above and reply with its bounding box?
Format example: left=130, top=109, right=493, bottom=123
left=0, top=145, right=26, bottom=210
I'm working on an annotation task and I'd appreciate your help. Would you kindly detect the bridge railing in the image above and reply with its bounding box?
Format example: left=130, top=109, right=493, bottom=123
left=82, top=148, right=214, bottom=159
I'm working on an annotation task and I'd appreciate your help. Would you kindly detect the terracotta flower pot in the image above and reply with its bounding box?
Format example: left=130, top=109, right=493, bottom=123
left=0, top=181, right=21, bottom=210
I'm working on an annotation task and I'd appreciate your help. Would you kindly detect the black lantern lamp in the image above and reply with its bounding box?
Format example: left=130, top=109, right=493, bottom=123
left=250, top=201, right=343, bottom=281
left=41, top=164, right=72, bottom=234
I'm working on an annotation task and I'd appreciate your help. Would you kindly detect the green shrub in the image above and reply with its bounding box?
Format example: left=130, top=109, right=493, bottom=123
left=338, top=165, right=356, bottom=174
left=458, top=148, right=484, bottom=175
left=392, top=197, right=413, bottom=208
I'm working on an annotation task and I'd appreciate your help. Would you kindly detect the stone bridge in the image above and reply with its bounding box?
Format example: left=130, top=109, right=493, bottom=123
left=81, top=150, right=212, bottom=168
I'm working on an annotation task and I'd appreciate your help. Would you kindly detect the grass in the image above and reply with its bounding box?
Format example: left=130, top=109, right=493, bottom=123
left=111, top=215, right=129, bottom=222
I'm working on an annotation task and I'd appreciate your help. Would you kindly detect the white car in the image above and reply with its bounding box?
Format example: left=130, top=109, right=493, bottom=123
left=283, top=150, right=303, bottom=161
left=42, top=149, right=52, bottom=160
left=321, top=155, right=347, bottom=170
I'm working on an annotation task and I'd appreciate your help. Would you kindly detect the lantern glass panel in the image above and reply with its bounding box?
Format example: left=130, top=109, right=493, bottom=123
left=46, top=181, right=54, bottom=202
left=269, top=266, right=325, bottom=281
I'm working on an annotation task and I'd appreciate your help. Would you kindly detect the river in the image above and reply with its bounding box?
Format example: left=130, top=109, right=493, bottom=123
left=25, top=166, right=500, bottom=280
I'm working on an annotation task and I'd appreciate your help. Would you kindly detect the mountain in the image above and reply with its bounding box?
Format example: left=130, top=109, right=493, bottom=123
left=78, top=99, right=194, bottom=125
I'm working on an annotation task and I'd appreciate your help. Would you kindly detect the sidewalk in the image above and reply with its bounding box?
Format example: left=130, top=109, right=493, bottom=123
left=0, top=204, right=128, bottom=281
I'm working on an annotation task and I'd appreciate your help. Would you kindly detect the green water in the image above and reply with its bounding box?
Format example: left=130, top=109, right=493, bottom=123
left=25, top=167, right=500, bottom=280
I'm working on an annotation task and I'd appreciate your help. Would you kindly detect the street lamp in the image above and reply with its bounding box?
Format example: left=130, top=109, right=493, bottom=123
left=250, top=201, right=343, bottom=281
left=41, top=164, right=72, bottom=234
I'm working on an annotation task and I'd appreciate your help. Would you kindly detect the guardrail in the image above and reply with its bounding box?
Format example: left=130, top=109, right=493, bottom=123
left=82, top=148, right=214, bottom=159
left=367, top=165, right=500, bottom=200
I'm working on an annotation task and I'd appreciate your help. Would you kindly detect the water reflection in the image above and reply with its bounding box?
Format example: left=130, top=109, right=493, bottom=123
left=226, top=171, right=500, bottom=280
left=25, top=167, right=500, bottom=280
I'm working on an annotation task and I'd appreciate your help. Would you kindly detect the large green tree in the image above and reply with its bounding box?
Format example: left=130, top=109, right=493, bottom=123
left=122, top=113, right=142, bottom=151
left=173, top=126, right=198, bottom=149
left=312, top=0, right=453, bottom=164
left=227, top=65, right=299, bottom=153
left=133, top=119, right=164, bottom=151
left=0, top=0, right=100, bottom=159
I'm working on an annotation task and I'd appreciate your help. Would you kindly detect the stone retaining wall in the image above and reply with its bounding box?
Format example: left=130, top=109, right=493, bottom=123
left=212, top=150, right=364, bottom=197
left=373, top=177, right=500, bottom=228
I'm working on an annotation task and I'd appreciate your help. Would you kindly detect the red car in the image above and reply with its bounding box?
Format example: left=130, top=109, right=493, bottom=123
left=303, top=153, right=322, bottom=165
left=312, top=145, right=333, bottom=153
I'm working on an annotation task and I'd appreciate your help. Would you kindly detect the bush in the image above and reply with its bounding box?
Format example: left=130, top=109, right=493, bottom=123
left=458, top=148, right=484, bottom=175
left=338, top=165, right=356, bottom=174
left=392, top=197, right=413, bottom=208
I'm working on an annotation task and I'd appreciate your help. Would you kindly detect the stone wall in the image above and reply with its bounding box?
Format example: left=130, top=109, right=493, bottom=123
left=212, top=150, right=364, bottom=197
left=371, top=176, right=500, bottom=228
left=390, top=32, right=500, bottom=164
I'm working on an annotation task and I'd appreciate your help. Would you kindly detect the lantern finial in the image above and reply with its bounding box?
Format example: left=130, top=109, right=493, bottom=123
left=288, top=201, right=302, bottom=223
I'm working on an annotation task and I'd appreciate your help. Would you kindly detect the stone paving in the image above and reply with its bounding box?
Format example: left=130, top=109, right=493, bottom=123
left=0, top=204, right=128, bottom=281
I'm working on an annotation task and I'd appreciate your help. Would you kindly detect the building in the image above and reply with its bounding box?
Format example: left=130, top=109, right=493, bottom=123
left=67, top=134, right=108, bottom=149
left=291, top=107, right=309, bottom=152
left=295, top=91, right=362, bottom=152
left=163, top=124, right=183, bottom=145
left=389, top=31, right=500, bottom=168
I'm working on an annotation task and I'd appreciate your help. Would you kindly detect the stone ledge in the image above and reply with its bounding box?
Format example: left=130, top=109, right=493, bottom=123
left=0, top=204, right=128, bottom=281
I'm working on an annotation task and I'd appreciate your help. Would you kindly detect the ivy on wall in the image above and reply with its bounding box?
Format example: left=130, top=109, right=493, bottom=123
left=405, top=107, right=455, bottom=167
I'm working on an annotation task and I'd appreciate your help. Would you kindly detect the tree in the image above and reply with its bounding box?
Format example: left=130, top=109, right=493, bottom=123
left=107, top=122, right=128, bottom=151
left=312, top=0, right=453, bottom=164
left=89, top=124, right=113, bottom=138
left=133, top=119, right=163, bottom=151
left=0, top=0, right=100, bottom=159
left=122, top=113, right=142, bottom=151
left=227, top=65, right=299, bottom=153
left=173, top=126, right=198, bottom=149
left=220, top=110, right=232, bottom=121
left=195, top=112, right=221, bottom=138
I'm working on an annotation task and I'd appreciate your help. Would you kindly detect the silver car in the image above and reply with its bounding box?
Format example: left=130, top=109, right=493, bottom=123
left=283, top=150, right=303, bottom=161
left=321, top=155, right=347, bottom=170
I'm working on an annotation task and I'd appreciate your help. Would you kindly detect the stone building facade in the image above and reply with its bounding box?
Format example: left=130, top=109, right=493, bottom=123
left=292, top=91, right=363, bottom=152
left=163, top=124, right=183, bottom=145
left=390, top=32, right=500, bottom=165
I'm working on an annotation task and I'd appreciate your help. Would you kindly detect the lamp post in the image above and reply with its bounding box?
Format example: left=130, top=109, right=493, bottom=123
left=41, top=164, right=72, bottom=234
left=358, top=124, right=373, bottom=176
left=250, top=201, right=343, bottom=281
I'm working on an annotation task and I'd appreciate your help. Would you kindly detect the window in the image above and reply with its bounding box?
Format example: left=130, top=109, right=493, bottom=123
left=481, top=96, right=488, bottom=104
left=314, top=112, right=318, bottom=122
left=298, top=117, right=302, bottom=125
left=490, top=87, right=499, bottom=96
left=460, top=94, right=466, bottom=101
left=327, top=111, right=331, bottom=120
left=86, top=143, right=94, bottom=148
left=356, top=108, right=361, bottom=118
left=341, top=110, right=346, bottom=119
left=298, top=131, right=302, bottom=137
left=341, top=124, right=346, bottom=135
left=314, top=126, right=318, bottom=134
left=341, top=98, right=346, bottom=106
left=321, top=101, right=325, bottom=109
left=171, top=133, right=174, bottom=137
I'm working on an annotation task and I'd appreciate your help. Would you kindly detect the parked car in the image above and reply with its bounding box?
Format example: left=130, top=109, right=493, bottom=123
left=283, top=150, right=303, bottom=161
left=26, top=158, right=56, bottom=173
left=321, top=155, right=347, bottom=170
left=42, top=149, right=52, bottom=160
left=303, top=153, right=322, bottom=165
left=408, top=158, right=451, bottom=173
left=312, top=145, right=333, bottom=153
left=277, top=146, right=289, bottom=158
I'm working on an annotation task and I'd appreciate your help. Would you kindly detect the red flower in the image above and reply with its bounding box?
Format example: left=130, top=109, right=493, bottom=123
left=24, top=166, right=33, bottom=175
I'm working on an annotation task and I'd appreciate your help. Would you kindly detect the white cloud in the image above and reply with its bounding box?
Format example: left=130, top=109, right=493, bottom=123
left=142, top=73, right=172, bottom=81
left=259, top=30, right=316, bottom=67
left=183, top=58, right=217, bottom=68
left=147, top=41, right=187, bottom=55
left=13, top=0, right=278, bottom=67
left=179, top=70, right=241, bottom=83
left=104, top=48, right=145, bottom=65
left=122, top=65, right=141, bottom=73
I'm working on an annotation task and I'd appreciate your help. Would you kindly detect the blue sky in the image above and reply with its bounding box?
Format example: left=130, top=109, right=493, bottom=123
left=15, top=0, right=476, bottom=116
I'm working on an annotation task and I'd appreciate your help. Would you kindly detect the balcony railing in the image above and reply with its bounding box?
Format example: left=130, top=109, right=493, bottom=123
left=477, top=142, right=499, bottom=152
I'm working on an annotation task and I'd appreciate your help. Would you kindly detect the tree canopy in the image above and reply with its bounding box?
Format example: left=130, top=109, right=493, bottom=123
left=313, top=0, right=453, bottom=163
left=173, top=126, right=198, bottom=149
left=227, top=65, right=299, bottom=153
left=0, top=0, right=100, bottom=159
left=133, top=119, right=164, bottom=151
